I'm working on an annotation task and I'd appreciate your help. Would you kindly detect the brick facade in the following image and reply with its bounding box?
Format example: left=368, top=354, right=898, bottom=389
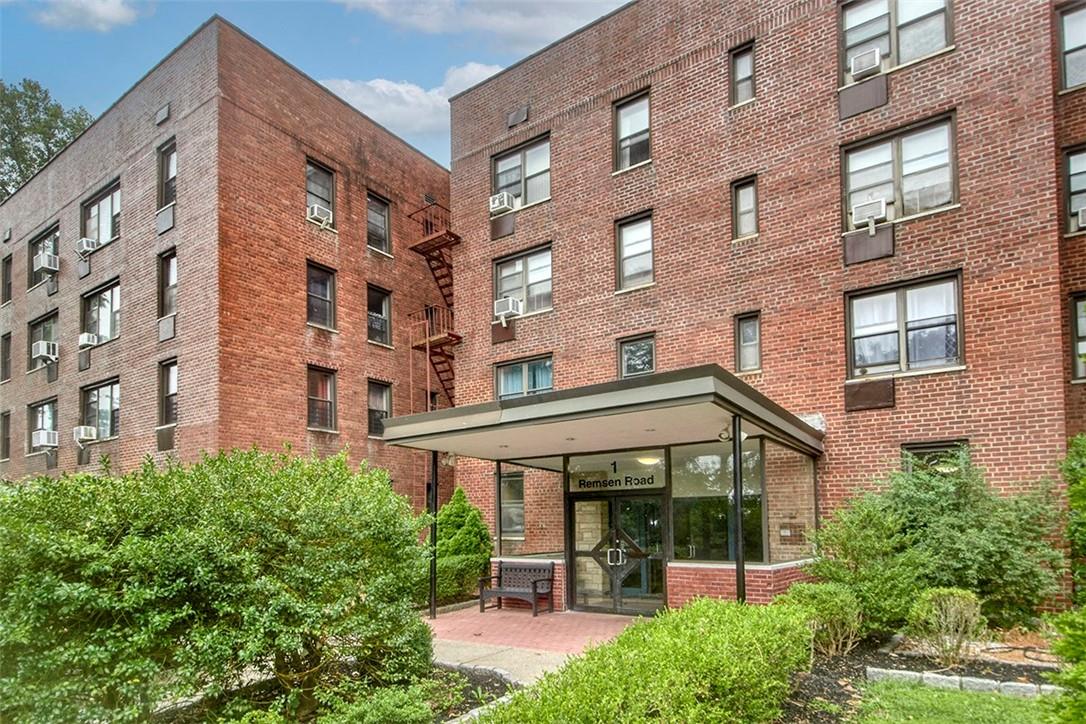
left=0, top=18, right=452, bottom=510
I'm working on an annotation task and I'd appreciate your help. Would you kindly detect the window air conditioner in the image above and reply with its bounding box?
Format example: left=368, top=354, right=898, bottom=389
left=78, top=332, right=99, bottom=349
left=493, top=296, right=523, bottom=327
left=73, top=426, right=98, bottom=443
left=31, top=340, right=59, bottom=362
left=76, top=237, right=100, bottom=258
left=489, top=192, right=516, bottom=215
left=307, top=204, right=334, bottom=228
left=850, top=47, right=882, bottom=81
left=32, top=430, right=59, bottom=448
left=33, top=252, right=60, bottom=274
left=851, top=198, right=887, bottom=236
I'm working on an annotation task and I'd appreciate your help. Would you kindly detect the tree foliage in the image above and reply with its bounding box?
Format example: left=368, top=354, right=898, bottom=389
left=1062, top=434, right=1086, bottom=602
left=1, top=78, right=93, bottom=199
left=433, top=488, right=493, bottom=603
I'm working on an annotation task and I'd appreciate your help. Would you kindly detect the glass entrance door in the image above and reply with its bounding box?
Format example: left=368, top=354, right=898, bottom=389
left=572, top=496, right=665, bottom=614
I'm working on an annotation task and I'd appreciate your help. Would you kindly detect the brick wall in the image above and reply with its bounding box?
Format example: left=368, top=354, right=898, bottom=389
left=667, top=562, right=811, bottom=607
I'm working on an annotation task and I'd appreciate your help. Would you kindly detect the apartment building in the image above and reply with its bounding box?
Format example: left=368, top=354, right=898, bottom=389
left=0, top=17, right=455, bottom=510
left=384, top=0, right=1083, bottom=611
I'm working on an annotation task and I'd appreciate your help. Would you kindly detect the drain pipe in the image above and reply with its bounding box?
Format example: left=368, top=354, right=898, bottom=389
left=429, top=448, right=439, bottom=619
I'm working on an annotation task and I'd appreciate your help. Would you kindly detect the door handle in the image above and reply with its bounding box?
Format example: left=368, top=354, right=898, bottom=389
left=618, top=549, right=627, bottom=566
left=606, top=548, right=616, bottom=566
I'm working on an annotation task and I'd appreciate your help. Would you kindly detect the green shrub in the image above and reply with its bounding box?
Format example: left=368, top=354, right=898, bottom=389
left=315, top=680, right=432, bottom=724
left=776, top=582, right=862, bottom=657
left=907, top=587, right=987, bottom=667
left=806, top=494, right=930, bottom=636
left=1062, top=434, right=1086, bottom=603
left=1049, top=606, right=1086, bottom=724
left=480, top=598, right=812, bottom=723
left=436, top=554, right=487, bottom=603
left=0, top=450, right=431, bottom=723
left=432, top=488, right=492, bottom=603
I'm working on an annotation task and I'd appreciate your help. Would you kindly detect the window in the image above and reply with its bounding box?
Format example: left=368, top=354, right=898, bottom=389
left=500, top=471, right=525, bottom=536
left=732, top=177, right=758, bottom=238
left=27, top=312, right=57, bottom=370
left=1068, top=148, right=1086, bottom=233
left=493, top=137, right=550, bottom=209
left=1, top=334, right=9, bottom=382
left=306, top=263, right=335, bottom=328
left=367, top=285, right=391, bottom=345
left=160, top=360, right=178, bottom=426
left=159, top=250, right=177, bottom=318
left=158, top=141, right=177, bottom=209
left=619, top=335, right=655, bottom=378
left=902, top=440, right=967, bottom=472
left=28, top=227, right=58, bottom=288
left=83, top=380, right=120, bottom=440
left=1074, top=296, right=1086, bottom=380
left=616, top=214, right=653, bottom=290
left=1, top=254, right=11, bottom=303
left=28, top=399, right=56, bottom=452
left=83, top=183, right=121, bottom=246
left=305, top=161, right=335, bottom=220
left=736, top=313, right=761, bottom=372
left=841, top=0, right=950, bottom=82
left=848, top=276, right=960, bottom=377
left=495, top=246, right=552, bottom=314
left=368, top=380, right=391, bottom=438
left=614, top=93, right=650, bottom=170
left=0, top=411, right=9, bottom=461
left=497, top=356, right=553, bottom=399
left=1063, top=5, right=1086, bottom=90
left=845, top=119, right=953, bottom=229
left=730, top=44, right=755, bottom=105
left=367, top=194, right=391, bottom=253
left=82, top=281, right=121, bottom=343
left=307, top=367, right=336, bottom=431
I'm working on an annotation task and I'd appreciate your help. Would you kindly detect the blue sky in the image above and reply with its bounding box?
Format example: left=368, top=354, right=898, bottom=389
left=0, top=0, right=625, bottom=166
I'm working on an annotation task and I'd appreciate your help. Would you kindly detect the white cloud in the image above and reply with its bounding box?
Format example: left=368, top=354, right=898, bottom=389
left=336, top=0, right=626, bottom=53
left=323, top=62, right=502, bottom=139
left=33, top=0, right=139, bottom=32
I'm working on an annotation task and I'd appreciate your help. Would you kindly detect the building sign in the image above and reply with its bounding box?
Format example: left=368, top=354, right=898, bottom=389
left=568, top=451, right=666, bottom=493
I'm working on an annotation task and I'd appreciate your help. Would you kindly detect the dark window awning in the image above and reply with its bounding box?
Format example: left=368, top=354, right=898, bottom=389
left=383, top=365, right=824, bottom=468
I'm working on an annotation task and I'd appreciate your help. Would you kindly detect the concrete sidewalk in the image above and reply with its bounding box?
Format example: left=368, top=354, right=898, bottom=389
left=433, top=639, right=571, bottom=684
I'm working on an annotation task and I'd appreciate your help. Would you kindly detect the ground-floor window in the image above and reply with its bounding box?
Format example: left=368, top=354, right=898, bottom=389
left=500, top=472, right=525, bottom=536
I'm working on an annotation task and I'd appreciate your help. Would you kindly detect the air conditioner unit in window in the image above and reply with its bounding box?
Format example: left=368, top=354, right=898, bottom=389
left=31, top=340, right=59, bottom=363
left=32, top=429, right=59, bottom=449
left=32, top=252, right=60, bottom=274
left=851, top=198, right=887, bottom=236
left=489, top=191, right=516, bottom=215
left=493, top=296, right=523, bottom=327
left=850, top=47, right=882, bottom=81
left=1078, top=207, right=1086, bottom=230
left=76, top=237, right=99, bottom=258
left=307, top=204, right=334, bottom=228
left=78, top=332, right=99, bottom=349
left=73, top=426, right=98, bottom=444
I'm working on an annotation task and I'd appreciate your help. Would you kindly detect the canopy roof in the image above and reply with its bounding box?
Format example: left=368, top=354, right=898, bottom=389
left=382, top=365, right=824, bottom=471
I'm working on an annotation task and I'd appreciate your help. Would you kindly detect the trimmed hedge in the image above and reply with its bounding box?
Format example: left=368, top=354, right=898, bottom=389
left=775, top=582, right=862, bottom=657
left=480, top=598, right=812, bottom=723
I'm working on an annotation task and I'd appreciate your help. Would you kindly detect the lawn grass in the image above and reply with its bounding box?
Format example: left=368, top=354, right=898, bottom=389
left=854, top=681, right=1049, bottom=723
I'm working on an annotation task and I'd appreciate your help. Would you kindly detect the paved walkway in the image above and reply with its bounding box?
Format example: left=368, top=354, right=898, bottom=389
left=428, top=607, right=634, bottom=684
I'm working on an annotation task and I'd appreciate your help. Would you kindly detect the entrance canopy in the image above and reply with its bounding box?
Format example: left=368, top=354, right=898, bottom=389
left=383, top=365, right=824, bottom=468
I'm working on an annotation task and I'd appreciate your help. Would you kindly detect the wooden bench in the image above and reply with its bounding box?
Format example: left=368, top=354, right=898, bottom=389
left=479, top=560, right=555, bottom=616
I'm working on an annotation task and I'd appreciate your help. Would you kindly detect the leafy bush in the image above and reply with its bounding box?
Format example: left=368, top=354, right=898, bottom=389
left=907, top=587, right=987, bottom=667
left=806, top=494, right=930, bottom=636
left=1049, top=606, right=1086, bottom=724
left=1062, top=434, right=1086, bottom=603
left=776, top=582, right=862, bottom=657
left=480, top=598, right=812, bottom=723
left=436, top=554, right=488, bottom=604
left=432, top=488, right=492, bottom=602
left=0, top=450, right=431, bottom=723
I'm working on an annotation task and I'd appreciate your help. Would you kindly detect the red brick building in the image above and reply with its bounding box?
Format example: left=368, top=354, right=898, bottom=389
left=384, top=0, right=1086, bottom=611
left=0, top=18, right=453, bottom=510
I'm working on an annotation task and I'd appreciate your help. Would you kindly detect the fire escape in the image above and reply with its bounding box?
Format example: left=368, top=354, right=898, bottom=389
left=407, top=201, right=461, bottom=411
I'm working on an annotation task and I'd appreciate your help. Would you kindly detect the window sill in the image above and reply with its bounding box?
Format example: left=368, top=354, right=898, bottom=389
left=81, top=238, right=118, bottom=260
left=0, top=300, right=11, bottom=308
left=306, top=322, right=339, bottom=334
left=367, top=340, right=395, bottom=350
left=305, top=217, right=338, bottom=234
left=490, top=197, right=551, bottom=220
left=85, top=335, right=119, bottom=351
left=847, top=364, right=966, bottom=384
left=842, top=203, right=961, bottom=237
left=838, top=45, right=956, bottom=91
left=0, top=458, right=9, bottom=463
left=1058, top=83, right=1086, bottom=96
left=1071, top=378, right=1086, bottom=385
left=615, top=282, right=656, bottom=296
left=26, top=280, right=51, bottom=294
left=1064, top=230, right=1086, bottom=239
left=728, top=98, right=756, bottom=111
left=307, top=427, right=339, bottom=434
left=612, top=160, right=652, bottom=177
left=731, top=233, right=759, bottom=244
left=500, top=535, right=526, bottom=541
left=366, top=435, right=386, bottom=441
left=155, top=423, right=177, bottom=431
left=25, top=450, right=52, bottom=458
left=491, top=307, right=554, bottom=325
left=155, top=201, right=176, bottom=214
left=368, top=246, right=394, bottom=259
left=82, top=435, right=119, bottom=447
left=735, top=369, right=762, bottom=376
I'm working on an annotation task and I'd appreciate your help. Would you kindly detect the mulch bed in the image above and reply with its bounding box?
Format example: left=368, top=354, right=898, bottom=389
left=433, top=665, right=512, bottom=722
left=781, top=638, right=1057, bottom=723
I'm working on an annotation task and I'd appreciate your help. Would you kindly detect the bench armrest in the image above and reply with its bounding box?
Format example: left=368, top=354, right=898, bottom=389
left=479, top=574, right=500, bottom=585
left=529, top=576, right=553, bottom=584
